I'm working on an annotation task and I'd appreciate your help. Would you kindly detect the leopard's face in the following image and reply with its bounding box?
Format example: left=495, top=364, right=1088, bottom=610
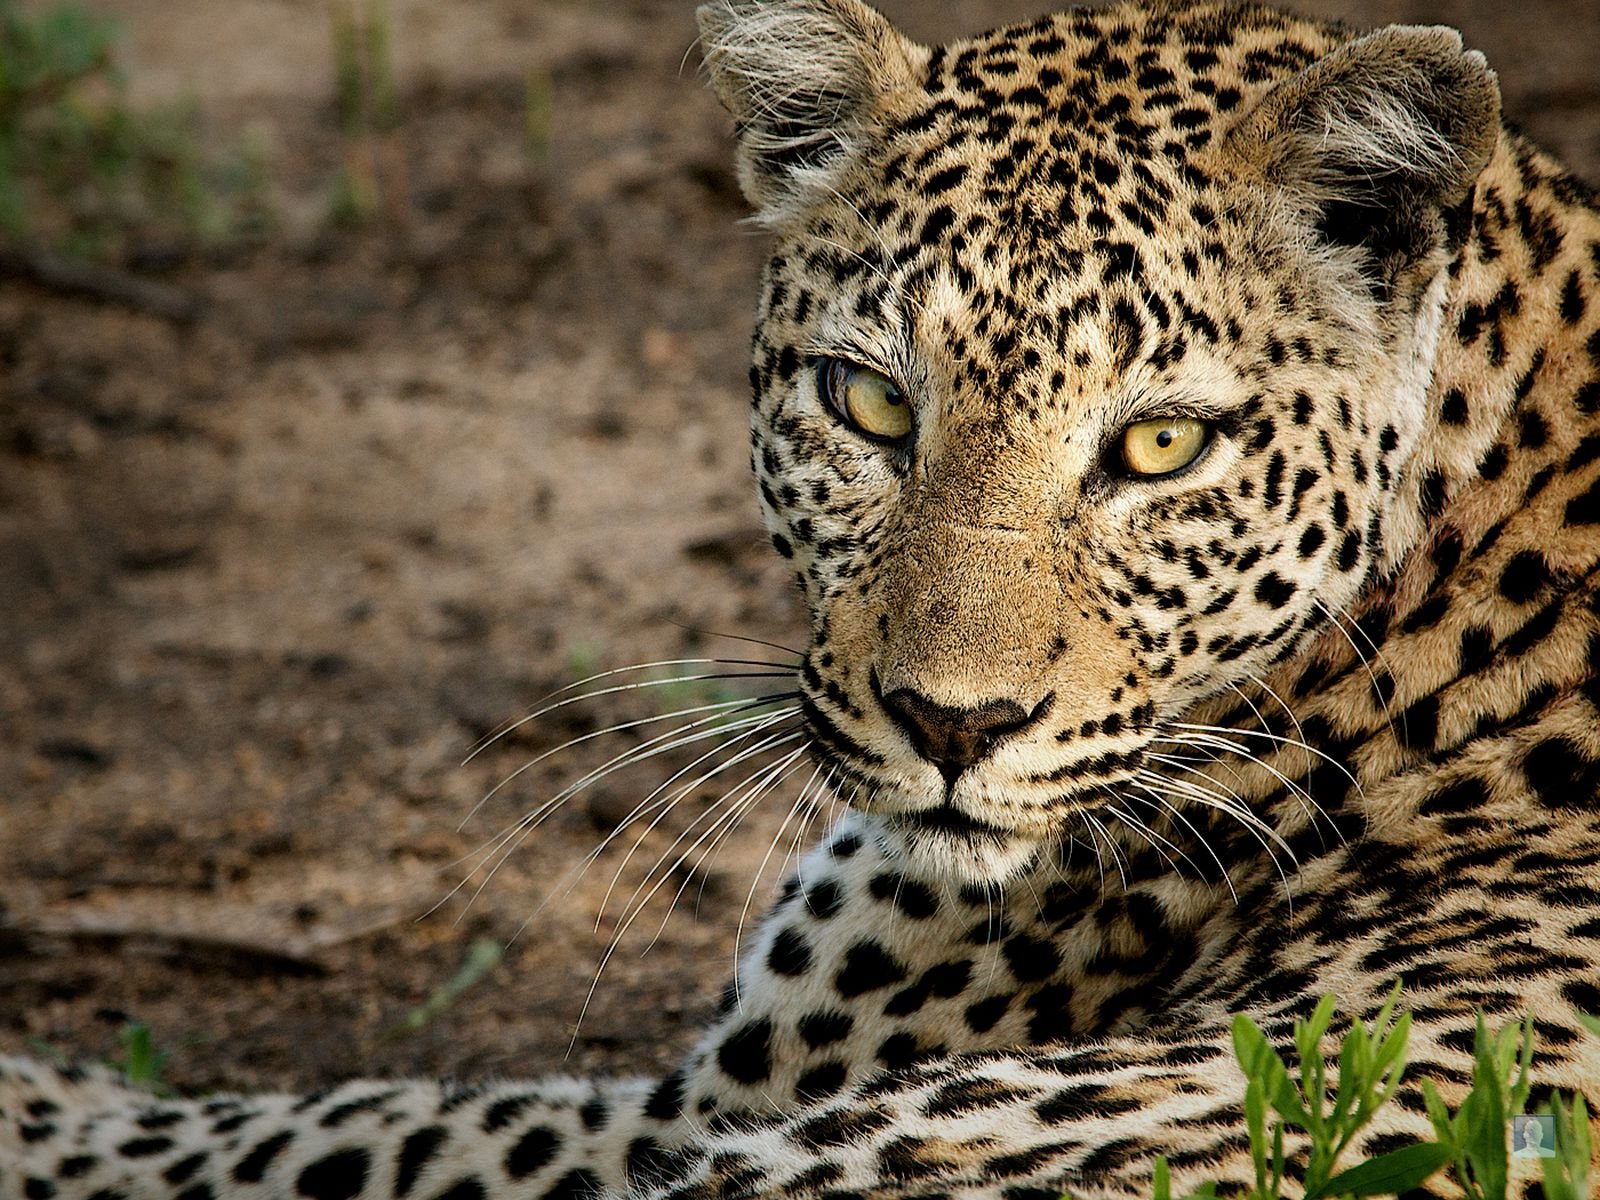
left=708, top=2, right=1498, bottom=881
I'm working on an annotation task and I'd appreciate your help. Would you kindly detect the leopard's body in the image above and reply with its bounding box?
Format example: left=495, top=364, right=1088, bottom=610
left=4, top=2, right=1599, bottom=1198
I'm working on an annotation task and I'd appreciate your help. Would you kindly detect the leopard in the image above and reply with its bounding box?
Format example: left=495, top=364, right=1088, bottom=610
left=4, top=1, right=1599, bottom=1198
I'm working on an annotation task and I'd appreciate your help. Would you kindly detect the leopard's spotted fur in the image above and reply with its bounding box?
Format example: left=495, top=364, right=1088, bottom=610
left=3, top=2, right=1598, bottom=1199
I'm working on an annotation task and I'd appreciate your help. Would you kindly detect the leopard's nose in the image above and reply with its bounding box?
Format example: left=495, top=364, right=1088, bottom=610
left=878, top=684, right=1044, bottom=784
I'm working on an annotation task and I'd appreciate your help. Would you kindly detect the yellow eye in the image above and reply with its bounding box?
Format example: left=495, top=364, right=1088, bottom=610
left=819, top=359, right=912, bottom=441
left=1120, top=417, right=1210, bottom=477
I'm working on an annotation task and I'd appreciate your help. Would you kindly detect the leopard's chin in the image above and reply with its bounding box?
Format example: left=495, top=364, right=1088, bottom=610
left=877, top=807, right=1049, bottom=885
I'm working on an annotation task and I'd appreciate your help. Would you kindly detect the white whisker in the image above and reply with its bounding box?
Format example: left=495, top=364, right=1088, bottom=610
left=465, top=658, right=794, bottom=762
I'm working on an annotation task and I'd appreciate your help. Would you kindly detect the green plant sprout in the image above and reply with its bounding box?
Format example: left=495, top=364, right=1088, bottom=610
left=1147, top=989, right=1593, bottom=1200
left=386, top=936, right=504, bottom=1037
left=329, top=0, right=406, bottom=227
left=109, top=1021, right=174, bottom=1097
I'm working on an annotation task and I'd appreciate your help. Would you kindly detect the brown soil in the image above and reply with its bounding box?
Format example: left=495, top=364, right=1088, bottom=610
left=2, top=0, right=1596, bottom=1096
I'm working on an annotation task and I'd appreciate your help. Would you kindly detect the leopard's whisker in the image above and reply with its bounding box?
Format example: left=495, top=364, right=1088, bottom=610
left=1242, top=669, right=1349, bottom=796
left=592, top=723, right=808, bottom=931
left=465, top=660, right=795, bottom=762
left=1154, top=726, right=1352, bottom=854
left=1134, top=768, right=1296, bottom=889
left=565, top=786, right=767, bottom=1054
left=438, top=706, right=803, bottom=925
left=467, top=695, right=798, bottom=843
left=1078, top=814, right=1109, bottom=895
left=1135, top=764, right=1288, bottom=858
left=464, top=692, right=800, bottom=829
left=565, top=705, right=806, bottom=882
left=1081, top=810, right=1128, bottom=891
left=652, top=748, right=816, bottom=958
left=735, top=756, right=829, bottom=952
left=1154, top=728, right=1327, bottom=824
left=661, top=622, right=806, bottom=660
left=1124, top=785, right=1239, bottom=902
left=1143, top=745, right=1306, bottom=845
left=575, top=741, right=811, bottom=1038
left=1312, top=598, right=1399, bottom=739
left=723, top=754, right=826, bottom=968
left=1101, top=794, right=1196, bottom=879
left=455, top=699, right=799, bottom=881
left=1163, top=721, right=1361, bottom=792
left=781, top=764, right=837, bottom=882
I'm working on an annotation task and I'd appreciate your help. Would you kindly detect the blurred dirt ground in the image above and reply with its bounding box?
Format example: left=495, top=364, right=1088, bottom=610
left=1, top=0, right=1596, bottom=1095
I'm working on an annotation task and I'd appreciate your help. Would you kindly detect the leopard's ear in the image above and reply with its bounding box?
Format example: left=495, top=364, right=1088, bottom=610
left=697, top=0, right=924, bottom=223
left=1225, top=25, right=1500, bottom=290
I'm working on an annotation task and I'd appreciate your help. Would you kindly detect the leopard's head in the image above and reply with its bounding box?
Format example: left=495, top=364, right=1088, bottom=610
left=700, top=0, right=1500, bottom=881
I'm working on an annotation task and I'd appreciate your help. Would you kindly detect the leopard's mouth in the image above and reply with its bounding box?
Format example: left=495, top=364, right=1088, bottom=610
left=887, top=801, right=1015, bottom=840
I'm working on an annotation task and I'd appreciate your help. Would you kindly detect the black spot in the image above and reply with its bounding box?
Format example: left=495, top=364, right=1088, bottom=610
left=828, top=832, right=862, bottom=857
left=1568, top=434, right=1600, bottom=472
left=1253, top=572, right=1296, bottom=609
left=1397, top=694, right=1439, bottom=753
left=642, top=1069, right=685, bottom=1121
left=921, top=164, right=968, bottom=195
left=625, top=1136, right=680, bottom=1188
left=1458, top=624, right=1495, bottom=675
left=1563, top=978, right=1600, bottom=1014
left=794, top=1061, right=848, bottom=1101
left=164, top=1153, right=209, bottom=1186
left=766, top=927, right=813, bottom=976
left=1401, top=593, right=1449, bottom=633
left=24, top=1179, right=57, bottom=1200
left=1336, top=529, right=1361, bottom=572
left=1297, top=524, right=1325, bottom=559
left=409, top=1177, right=481, bottom=1200
left=876, top=1032, right=924, bottom=1069
left=802, top=879, right=844, bottom=918
left=1419, top=776, right=1490, bottom=817
left=919, top=205, right=957, bottom=246
left=505, top=1126, right=563, bottom=1180
left=1498, top=551, right=1551, bottom=603
left=1440, top=388, right=1469, bottom=425
left=868, top=873, right=940, bottom=918
left=295, top=1148, right=371, bottom=1200
left=835, top=940, right=909, bottom=997
left=542, top=1168, right=602, bottom=1200
left=1560, top=269, right=1586, bottom=324
left=1518, top=408, right=1550, bottom=448
left=321, top=1090, right=404, bottom=1129
left=395, top=1126, right=447, bottom=1196
left=16, top=1125, right=55, bottom=1147
left=798, top=1010, right=853, bottom=1049
left=1001, top=931, right=1062, bottom=982
left=1478, top=442, right=1510, bottom=481
left=480, top=1096, right=534, bottom=1135
left=117, top=1136, right=174, bottom=1158
left=1522, top=738, right=1600, bottom=811
left=234, top=1131, right=295, bottom=1184
left=1564, top=476, right=1600, bottom=525
left=577, top=1100, right=608, bottom=1131
left=717, top=1018, right=775, bottom=1084
left=964, top=994, right=1010, bottom=1033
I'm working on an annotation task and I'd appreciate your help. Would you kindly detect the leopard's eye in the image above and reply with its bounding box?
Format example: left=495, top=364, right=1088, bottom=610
left=1119, top=417, right=1210, bottom=477
left=818, top=359, right=912, bottom=442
